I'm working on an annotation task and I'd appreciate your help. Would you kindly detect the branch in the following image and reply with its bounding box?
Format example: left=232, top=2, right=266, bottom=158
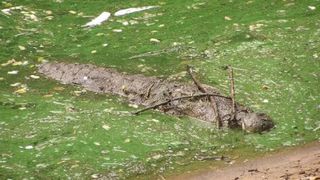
left=133, top=93, right=230, bottom=115
left=186, top=65, right=207, bottom=93
left=144, top=82, right=155, bottom=99
left=186, top=65, right=222, bottom=128
left=228, top=65, right=236, bottom=120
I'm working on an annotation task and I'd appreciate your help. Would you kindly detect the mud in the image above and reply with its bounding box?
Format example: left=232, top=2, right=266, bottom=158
left=170, top=141, right=320, bottom=180
left=38, top=62, right=274, bottom=132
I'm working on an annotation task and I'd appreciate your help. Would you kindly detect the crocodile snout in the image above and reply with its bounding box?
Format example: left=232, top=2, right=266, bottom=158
left=241, top=113, right=274, bottom=133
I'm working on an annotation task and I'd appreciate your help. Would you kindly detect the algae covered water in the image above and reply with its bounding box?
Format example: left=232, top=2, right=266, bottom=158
left=0, top=0, right=319, bottom=179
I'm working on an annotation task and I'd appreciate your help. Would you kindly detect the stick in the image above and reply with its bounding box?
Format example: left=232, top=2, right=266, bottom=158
left=144, top=82, right=155, bottom=99
left=228, top=65, right=236, bottom=120
left=186, top=65, right=222, bottom=128
left=186, top=65, right=207, bottom=93
left=129, top=49, right=168, bottom=59
left=129, top=45, right=184, bottom=59
left=133, top=93, right=230, bottom=115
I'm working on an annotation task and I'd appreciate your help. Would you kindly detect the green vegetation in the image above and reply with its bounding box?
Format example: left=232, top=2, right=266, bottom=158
left=0, top=0, right=319, bottom=179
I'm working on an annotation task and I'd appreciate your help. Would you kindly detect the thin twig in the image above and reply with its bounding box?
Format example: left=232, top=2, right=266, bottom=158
left=186, top=65, right=207, bottom=93
left=133, top=93, right=230, bottom=115
left=144, top=82, right=155, bottom=99
left=228, top=65, right=236, bottom=120
left=129, top=45, right=187, bottom=59
left=129, top=49, right=168, bottom=59
left=186, top=65, right=222, bottom=128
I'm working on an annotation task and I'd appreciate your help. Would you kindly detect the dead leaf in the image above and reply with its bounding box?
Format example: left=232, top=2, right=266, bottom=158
left=150, top=38, right=160, bottom=43
left=14, top=87, right=27, bottom=94
left=224, top=16, right=232, bottom=21
left=18, top=45, right=26, bottom=50
left=43, top=94, right=53, bottom=98
left=1, top=59, right=16, bottom=66
left=30, top=75, right=40, bottom=79
left=8, top=70, right=19, bottom=75
left=69, top=10, right=77, bottom=14
left=112, top=29, right=123, bottom=33
left=102, top=124, right=111, bottom=131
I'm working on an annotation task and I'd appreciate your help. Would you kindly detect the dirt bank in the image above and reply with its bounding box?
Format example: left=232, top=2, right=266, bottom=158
left=38, top=62, right=274, bottom=132
left=170, top=141, right=320, bottom=180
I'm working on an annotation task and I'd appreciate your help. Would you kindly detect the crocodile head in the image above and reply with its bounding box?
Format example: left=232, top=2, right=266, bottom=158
left=241, top=112, right=274, bottom=133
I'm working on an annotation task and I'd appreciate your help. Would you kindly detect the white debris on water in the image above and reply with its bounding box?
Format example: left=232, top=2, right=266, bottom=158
left=112, top=29, right=122, bottom=33
left=30, top=75, right=40, bottom=79
left=102, top=124, right=111, bottom=131
left=308, top=6, right=316, bottom=10
left=82, top=12, right=111, bottom=28
left=114, top=6, right=158, bottom=16
left=150, top=38, right=160, bottom=43
left=10, top=82, right=21, bottom=87
left=7, top=70, right=19, bottom=75
left=1, top=6, right=24, bottom=15
left=25, top=145, right=33, bottom=150
left=1, top=6, right=39, bottom=22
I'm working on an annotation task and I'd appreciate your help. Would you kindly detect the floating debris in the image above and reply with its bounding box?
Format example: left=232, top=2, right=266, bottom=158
left=2, top=59, right=16, bottom=66
left=68, top=10, right=77, bottom=14
left=49, top=110, right=63, bottom=114
left=12, top=60, right=28, bottom=66
left=112, top=29, right=123, bottom=33
left=249, top=23, right=265, bottom=31
left=224, top=16, right=232, bottom=21
left=114, top=6, right=158, bottom=16
left=91, top=174, right=100, bottom=179
left=10, top=83, right=21, bottom=87
left=150, top=38, right=161, bottom=43
left=102, top=124, right=111, bottom=131
left=25, top=145, right=33, bottom=150
left=45, top=10, right=52, bottom=15
left=18, top=45, right=26, bottom=50
left=8, top=70, right=19, bottom=75
left=36, top=163, right=48, bottom=168
left=128, top=104, right=138, bottom=108
left=82, top=12, right=111, bottom=28
left=308, top=6, right=316, bottom=10
left=30, top=75, right=40, bottom=79
left=152, top=154, right=162, bottom=160
left=1, top=6, right=24, bottom=15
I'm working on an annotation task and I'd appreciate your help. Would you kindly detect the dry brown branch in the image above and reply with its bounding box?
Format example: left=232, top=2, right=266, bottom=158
left=186, top=65, right=207, bottom=93
left=133, top=93, right=230, bottom=115
left=186, top=65, right=222, bottom=128
left=144, top=82, right=155, bottom=99
left=228, top=65, right=236, bottom=120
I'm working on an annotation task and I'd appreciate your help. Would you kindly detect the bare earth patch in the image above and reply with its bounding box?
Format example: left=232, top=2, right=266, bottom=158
left=170, top=141, right=320, bottom=180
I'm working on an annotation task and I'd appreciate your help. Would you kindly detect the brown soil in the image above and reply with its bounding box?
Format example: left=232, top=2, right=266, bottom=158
left=169, top=141, right=320, bottom=180
left=38, top=62, right=274, bottom=132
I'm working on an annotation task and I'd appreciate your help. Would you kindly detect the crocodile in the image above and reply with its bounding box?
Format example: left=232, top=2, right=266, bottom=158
left=38, top=62, right=274, bottom=133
